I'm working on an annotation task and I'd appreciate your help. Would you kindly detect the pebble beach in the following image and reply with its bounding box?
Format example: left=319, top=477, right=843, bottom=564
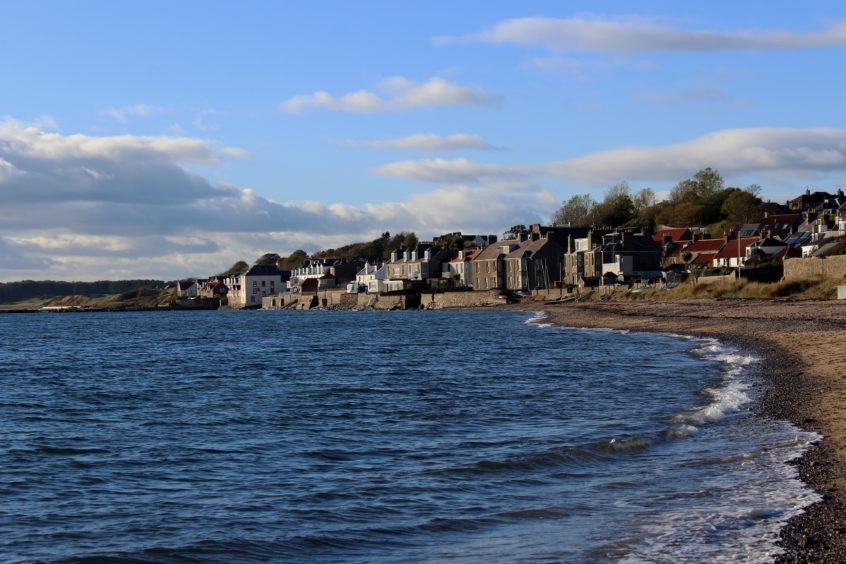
left=521, top=298, right=846, bottom=562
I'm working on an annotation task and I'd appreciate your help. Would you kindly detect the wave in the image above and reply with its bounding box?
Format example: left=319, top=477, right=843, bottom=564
left=430, top=436, right=659, bottom=477
left=663, top=339, right=758, bottom=437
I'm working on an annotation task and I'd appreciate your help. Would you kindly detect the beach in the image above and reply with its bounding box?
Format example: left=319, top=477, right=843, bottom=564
left=517, top=298, right=846, bottom=562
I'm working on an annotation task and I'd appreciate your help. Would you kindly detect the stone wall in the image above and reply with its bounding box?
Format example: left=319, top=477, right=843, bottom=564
left=428, top=290, right=503, bottom=308
left=783, top=256, right=846, bottom=280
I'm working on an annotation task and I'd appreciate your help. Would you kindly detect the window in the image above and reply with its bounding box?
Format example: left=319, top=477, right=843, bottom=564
left=261, top=280, right=266, bottom=287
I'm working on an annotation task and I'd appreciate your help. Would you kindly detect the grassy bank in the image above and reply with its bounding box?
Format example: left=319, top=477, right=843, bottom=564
left=0, top=287, right=175, bottom=311
left=573, top=276, right=841, bottom=302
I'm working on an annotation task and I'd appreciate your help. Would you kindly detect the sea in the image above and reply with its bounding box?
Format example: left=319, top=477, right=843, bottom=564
left=0, top=309, right=821, bottom=563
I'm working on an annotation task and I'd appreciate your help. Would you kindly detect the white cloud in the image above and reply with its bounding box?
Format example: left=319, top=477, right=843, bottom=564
left=281, top=77, right=494, bottom=114
left=372, top=127, right=846, bottom=187
left=100, top=103, right=167, bottom=122
left=0, top=121, right=251, bottom=206
left=443, top=16, right=846, bottom=53
left=372, top=157, right=531, bottom=185
left=193, top=108, right=221, bottom=131
left=542, top=127, right=846, bottom=185
left=336, top=133, right=505, bottom=151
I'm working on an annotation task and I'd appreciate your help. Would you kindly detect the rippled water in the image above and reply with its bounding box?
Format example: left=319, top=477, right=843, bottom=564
left=0, top=310, right=820, bottom=562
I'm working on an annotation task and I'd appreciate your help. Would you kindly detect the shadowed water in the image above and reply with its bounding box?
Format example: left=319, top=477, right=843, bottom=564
left=0, top=310, right=819, bottom=562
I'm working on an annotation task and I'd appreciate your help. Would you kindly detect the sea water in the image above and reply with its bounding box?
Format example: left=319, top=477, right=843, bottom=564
left=0, top=310, right=820, bottom=562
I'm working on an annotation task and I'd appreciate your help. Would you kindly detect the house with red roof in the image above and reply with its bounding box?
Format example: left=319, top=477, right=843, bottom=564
left=680, top=238, right=726, bottom=266
left=442, top=248, right=481, bottom=288
left=712, top=238, right=759, bottom=268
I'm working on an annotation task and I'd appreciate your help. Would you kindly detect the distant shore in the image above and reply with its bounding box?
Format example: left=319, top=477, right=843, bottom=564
left=507, top=299, right=846, bottom=562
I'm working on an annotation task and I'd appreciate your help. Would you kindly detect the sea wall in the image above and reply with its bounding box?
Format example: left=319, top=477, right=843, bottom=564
left=783, top=256, right=846, bottom=280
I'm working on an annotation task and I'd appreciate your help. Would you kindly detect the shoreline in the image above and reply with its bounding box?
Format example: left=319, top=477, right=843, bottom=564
left=511, top=299, right=846, bottom=562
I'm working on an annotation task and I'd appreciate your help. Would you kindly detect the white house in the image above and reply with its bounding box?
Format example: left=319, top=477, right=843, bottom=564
left=224, top=264, right=283, bottom=308
left=348, top=261, right=386, bottom=293
left=442, top=249, right=481, bottom=287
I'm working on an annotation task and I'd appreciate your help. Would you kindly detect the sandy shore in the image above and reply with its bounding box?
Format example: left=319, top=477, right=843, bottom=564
left=513, top=298, right=846, bottom=562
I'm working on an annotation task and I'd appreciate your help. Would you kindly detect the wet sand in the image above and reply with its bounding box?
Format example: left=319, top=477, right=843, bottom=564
left=517, top=298, right=846, bottom=562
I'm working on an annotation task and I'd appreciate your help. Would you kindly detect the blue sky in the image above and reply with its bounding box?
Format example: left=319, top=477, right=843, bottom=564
left=2, top=1, right=846, bottom=280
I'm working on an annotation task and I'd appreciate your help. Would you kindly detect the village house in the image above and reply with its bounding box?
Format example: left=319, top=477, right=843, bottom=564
left=679, top=237, right=726, bottom=269
left=471, top=238, right=522, bottom=291
left=758, top=213, right=802, bottom=240
left=562, top=230, right=608, bottom=287
left=442, top=249, right=481, bottom=288
left=598, top=231, right=662, bottom=284
left=224, top=264, right=284, bottom=308
left=349, top=261, right=386, bottom=293
left=712, top=237, right=760, bottom=269
left=503, top=236, right=563, bottom=291
left=176, top=280, right=199, bottom=298
left=653, top=228, right=692, bottom=268
left=385, top=244, right=447, bottom=287
left=199, top=278, right=228, bottom=299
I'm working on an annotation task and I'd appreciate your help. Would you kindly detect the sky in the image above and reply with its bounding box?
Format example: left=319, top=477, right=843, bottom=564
left=2, top=1, right=846, bottom=281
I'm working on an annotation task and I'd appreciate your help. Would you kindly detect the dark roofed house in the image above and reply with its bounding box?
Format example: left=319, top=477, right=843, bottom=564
left=503, top=236, right=563, bottom=291
left=738, top=224, right=760, bottom=239
left=224, top=264, right=284, bottom=308
left=652, top=228, right=691, bottom=245
left=758, top=213, right=802, bottom=240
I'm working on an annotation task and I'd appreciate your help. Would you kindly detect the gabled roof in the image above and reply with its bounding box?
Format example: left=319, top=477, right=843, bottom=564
left=450, top=249, right=482, bottom=263
left=472, top=239, right=526, bottom=261
left=683, top=238, right=726, bottom=253
left=505, top=237, right=558, bottom=259
left=713, top=238, right=759, bottom=259
left=178, top=280, right=197, bottom=290
left=749, top=237, right=787, bottom=249
left=692, top=252, right=717, bottom=265
left=653, top=228, right=691, bottom=244
left=738, top=224, right=760, bottom=239
left=246, top=264, right=282, bottom=276
left=759, top=214, right=801, bottom=238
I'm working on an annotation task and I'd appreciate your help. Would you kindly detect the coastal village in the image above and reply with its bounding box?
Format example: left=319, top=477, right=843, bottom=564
left=175, top=187, right=846, bottom=310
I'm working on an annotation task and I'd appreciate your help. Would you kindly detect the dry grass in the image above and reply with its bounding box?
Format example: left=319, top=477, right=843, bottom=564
left=608, top=276, right=840, bottom=301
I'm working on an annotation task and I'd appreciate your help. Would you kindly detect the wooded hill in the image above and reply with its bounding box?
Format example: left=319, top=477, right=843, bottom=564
left=0, top=280, right=166, bottom=304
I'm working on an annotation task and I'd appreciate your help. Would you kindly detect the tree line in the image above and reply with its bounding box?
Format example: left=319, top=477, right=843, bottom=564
left=552, top=168, right=770, bottom=235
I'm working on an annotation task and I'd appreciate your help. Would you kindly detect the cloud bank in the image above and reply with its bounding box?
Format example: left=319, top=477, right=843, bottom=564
left=374, top=127, right=846, bottom=186
left=443, top=16, right=846, bottom=53
left=337, top=133, right=505, bottom=151
left=0, top=123, right=551, bottom=281
left=281, top=77, right=494, bottom=114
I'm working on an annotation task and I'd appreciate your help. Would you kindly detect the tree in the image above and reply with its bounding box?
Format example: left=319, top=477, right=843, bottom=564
left=721, top=189, right=764, bottom=230
left=552, top=194, right=596, bottom=226
left=403, top=232, right=418, bottom=248
left=670, top=167, right=724, bottom=204
left=279, top=250, right=308, bottom=270
left=594, top=181, right=635, bottom=227
left=219, top=260, right=249, bottom=276
left=255, top=252, right=281, bottom=265
left=632, top=188, right=656, bottom=216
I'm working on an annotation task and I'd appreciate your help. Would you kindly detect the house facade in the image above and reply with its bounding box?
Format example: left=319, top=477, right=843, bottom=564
left=386, top=244, right=447, bottom=284
left=224, top=264, right=283, bottom=308
left=503, top=237, right=563, bottom=291
left=442, top=249, right=481, bottom=287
